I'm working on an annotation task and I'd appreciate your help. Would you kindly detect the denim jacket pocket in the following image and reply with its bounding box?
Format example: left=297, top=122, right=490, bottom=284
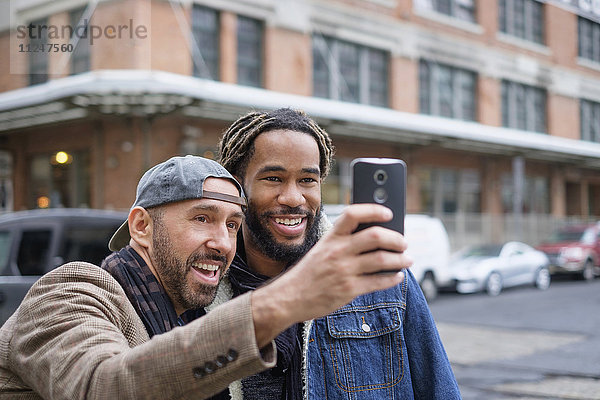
left=323, top=305, right=405, bottom=393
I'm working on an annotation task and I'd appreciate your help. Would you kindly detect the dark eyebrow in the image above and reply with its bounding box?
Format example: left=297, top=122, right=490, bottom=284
left=258, top=165, right=320, bottom=176
left=190, top=204, right=244, bottom=219
left=257, top=165, right=286, bottom=174
left=302, top=167, right=320, bottom=176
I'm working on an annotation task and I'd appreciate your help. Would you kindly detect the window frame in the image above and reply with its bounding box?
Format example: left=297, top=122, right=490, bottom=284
left=498, top=0, right=545, bottom=45
left=236, top=15, right=263, bottom=88
left=419, top=167, right=481, bottom=215
left=501, top=80, right=547, bottom=133
left=581, top=99, right=600, bottom=143
left=69, top=7, right=91, bottom=75
left=312, top=35, right=389, bottom=107
left=429, top=0, right=477, bottom=23
left=28, top=18, right=49, bottom=86
left=578, top=16, right=600, bottom=64
left=419, top=59, right=477, bottom=121
left=191, top=5, right=220, bottom=80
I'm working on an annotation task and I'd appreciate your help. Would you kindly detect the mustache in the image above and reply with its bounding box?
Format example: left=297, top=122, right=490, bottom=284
left=187, top=252, right=228, bottom=268
left=260, top=206, right=314, bottom=218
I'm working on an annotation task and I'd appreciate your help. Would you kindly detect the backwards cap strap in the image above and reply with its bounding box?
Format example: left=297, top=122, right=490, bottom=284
left=202, top=190, right=247, bottom=209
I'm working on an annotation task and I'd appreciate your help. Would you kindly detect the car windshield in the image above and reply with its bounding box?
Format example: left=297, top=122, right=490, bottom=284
left=545, top=228, right=585, bottom=243
left=461, top=244, right=503, bottom=258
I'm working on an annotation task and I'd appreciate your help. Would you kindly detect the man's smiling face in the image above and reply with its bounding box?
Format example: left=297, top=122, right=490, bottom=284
left=240, top=129, right=322, bottom=265
left=149, top=177, right=243, bottom=312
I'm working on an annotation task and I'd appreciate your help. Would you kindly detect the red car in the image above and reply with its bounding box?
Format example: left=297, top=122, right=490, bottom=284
left=536, top=222, right=600, bottom=281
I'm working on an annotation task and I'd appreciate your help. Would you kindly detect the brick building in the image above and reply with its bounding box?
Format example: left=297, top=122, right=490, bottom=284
left=0, top=0, right=599, bottom=248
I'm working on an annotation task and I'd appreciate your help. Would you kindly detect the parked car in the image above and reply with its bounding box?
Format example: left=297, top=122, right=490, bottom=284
left=0, top=208, right=127, bottom=325
left=536, top=222, right=600, bottom=281
left=448, top=241, right=551, bottom=296
left=323, top=205, right=452, bottom=301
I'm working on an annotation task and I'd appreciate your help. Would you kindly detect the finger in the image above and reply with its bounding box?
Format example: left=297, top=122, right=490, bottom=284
left=352, top=270, right=405, bottom=295
left=347, top=226, right=408, bottom=255
left=331, top=204, right=392, bottom=236
left=353, top=250, right=413, bottom=275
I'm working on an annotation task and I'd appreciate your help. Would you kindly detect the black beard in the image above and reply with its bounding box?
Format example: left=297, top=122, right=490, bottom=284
left=244, top=202, right=321, bottom=267
left=152, top=222, right=227, bottom=310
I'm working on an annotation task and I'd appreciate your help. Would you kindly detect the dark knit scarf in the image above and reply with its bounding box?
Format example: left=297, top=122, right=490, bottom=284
left=228, top=251, right=303, bottom=400
left=101, top=246, right=230, bottom=400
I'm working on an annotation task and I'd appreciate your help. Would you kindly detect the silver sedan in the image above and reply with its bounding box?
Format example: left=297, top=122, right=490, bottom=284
left=449, top=241, right=551, bottom=296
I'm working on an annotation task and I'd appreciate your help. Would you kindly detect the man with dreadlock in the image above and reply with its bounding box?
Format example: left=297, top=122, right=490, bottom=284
left=217, top=108, right=461, bottom=399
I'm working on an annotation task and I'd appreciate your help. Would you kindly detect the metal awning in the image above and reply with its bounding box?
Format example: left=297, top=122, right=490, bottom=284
left=1, top=69, right=600, bottom=168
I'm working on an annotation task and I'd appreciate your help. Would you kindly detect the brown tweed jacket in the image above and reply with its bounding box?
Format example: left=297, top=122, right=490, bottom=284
left=0, top=262, right=276, bottom=399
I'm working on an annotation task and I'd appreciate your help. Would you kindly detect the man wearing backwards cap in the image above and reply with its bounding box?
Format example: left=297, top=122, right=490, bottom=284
left=0, top=155, right=409, bottom=399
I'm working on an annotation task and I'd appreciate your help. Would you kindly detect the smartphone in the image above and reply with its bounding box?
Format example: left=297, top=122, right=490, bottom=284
left=351, top=158, right=406, bottom=235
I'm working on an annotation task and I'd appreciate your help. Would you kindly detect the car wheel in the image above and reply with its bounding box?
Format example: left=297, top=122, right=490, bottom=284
left=486, top=272, right=502, bottom=296
left=534, top=267, right=551, bottom=290
left=420, top=273, right=438, bottom=302
left=582, top=259, right=594, bottom=281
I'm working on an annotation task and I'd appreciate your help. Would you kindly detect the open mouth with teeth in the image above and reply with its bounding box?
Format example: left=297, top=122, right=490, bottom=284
left=275, top=217, right=303, bottom=227
left=270, top=216, right=307, bottom=238
left=191, top=262, right=221, bottom=284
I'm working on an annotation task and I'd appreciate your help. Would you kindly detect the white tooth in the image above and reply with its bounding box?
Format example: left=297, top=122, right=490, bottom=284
left=194, top=263, right=218, bottom=271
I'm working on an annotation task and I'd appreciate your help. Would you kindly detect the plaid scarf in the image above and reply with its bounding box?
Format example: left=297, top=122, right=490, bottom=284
left=101, top=246, right=230, bottom=400
left=228, top=252, right=303, bottom=400
left=101, top=246, right=182, bottom=336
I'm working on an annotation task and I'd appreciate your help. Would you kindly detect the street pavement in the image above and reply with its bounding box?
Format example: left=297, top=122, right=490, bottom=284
left=429, top=278, right=600, bottom=399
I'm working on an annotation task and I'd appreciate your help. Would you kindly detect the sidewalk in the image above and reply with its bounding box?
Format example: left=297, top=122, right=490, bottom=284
left=437, top=322, right=600, bottom=400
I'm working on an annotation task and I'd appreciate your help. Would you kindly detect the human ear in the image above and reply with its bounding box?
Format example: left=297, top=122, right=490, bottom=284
left=128, top=207, right=153, bottom=249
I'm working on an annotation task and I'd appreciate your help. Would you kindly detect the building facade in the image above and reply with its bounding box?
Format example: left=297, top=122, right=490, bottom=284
left=1, top=0, right=600, bottom=249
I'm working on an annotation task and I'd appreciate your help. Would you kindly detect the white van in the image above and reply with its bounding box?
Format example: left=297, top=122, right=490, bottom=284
left=323, top=205, right=452, bottom=301
left=403, top=214, right=452, bottom=301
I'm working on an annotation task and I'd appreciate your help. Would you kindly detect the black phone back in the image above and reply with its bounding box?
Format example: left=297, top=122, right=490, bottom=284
left=351, top=158, right=406, bottom=235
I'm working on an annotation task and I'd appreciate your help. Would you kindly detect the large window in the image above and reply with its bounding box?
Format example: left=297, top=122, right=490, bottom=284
left=70, top=7, right=91, bottom=75
left=237, top=16, right=263, bottom=87
left=29, top=18, right=49, bottom=85
left=417, top=0, right=476, bottom=22
left=29, top=151, right=90, bottom=209
left=419, top=168, right=481, bottom=215
left=313, top=35, right=389, bottom=107
left=501, top=174, right=549, bottom=214
left=581, top=99, right=600, bottom=143
left=498, top=0, right=544, bottom=44
left=419, top=60, right=477, bottom=121
left=578, top=17, right=600, bottom=64
left=501, top=80, right=546, bottom=133
left=191, top=5, right=219, bottom=80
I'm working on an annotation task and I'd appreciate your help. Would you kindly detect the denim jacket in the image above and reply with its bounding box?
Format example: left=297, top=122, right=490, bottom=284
left=304, top=269, right=461, bottom=399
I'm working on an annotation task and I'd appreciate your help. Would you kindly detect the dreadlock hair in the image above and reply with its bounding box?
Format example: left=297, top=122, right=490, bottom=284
left=218, top=108, right=335, bottom=180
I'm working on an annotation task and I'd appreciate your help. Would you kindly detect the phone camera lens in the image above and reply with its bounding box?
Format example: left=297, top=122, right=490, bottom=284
left=373, top=188, right=387, bottom=204
left=374, top=169, right=388, bottom=185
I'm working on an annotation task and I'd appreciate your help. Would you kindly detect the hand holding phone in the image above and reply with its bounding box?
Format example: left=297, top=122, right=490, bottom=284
left=351, top=158, right=407, bottom=274
left=351, top=158, right=406, bottom=235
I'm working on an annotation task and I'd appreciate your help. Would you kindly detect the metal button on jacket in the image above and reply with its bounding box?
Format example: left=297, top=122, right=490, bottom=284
left=204, top=361, right=217, bottom=374
left=215, top=355, right=229, bottom=368
left=361, top=323, right=371, bottom=333
left=193, top=367, right=206, bottom=379
left=226, top=349, right=239, bottom=362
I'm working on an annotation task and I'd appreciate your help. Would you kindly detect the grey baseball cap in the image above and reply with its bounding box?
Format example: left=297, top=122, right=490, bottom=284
left=108, top=155, right=246, bottom=251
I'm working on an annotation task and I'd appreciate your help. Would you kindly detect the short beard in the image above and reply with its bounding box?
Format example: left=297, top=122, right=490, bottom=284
left=152, top=219, right=227, bottom=310
left=244, top=201, right=322, bottom=267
